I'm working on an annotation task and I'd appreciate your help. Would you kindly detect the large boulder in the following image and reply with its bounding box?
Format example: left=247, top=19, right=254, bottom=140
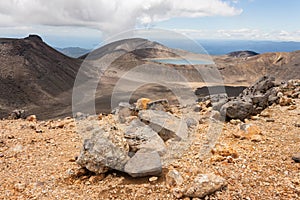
left=124, top=149, right=162, bottom=177
left=138, top=110, right=188, bottom=141
left=76, top=128, right=130, bottom=174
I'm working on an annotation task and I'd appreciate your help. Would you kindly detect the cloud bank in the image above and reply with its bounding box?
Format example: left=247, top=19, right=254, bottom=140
left=0, top=0, right=242, bottom=36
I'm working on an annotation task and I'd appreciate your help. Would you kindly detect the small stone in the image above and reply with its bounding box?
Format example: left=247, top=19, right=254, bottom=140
left=185, top=117, right=198, bottom=128
left=259, top=111, right=271, bottom=118
left=230, top=119, right=241, bottom=125
left=89, top=174, right=105, bottom=183
left=250, top=134, right=262, bottom=142
left=210, top=110, right=221, bottom=121
left=166, top=169, right=184, bottom=188
left=193, top=105, right=202, bottom=112
left=292, top=153, right=300, bottom=163
left=211, top=146, right=239, bottom=159
left=295, top=123, right=300, bottom=128
left=250, top=115, right=260, bottom=120
left=14, top=183, right=26, bottom=192
left=149, top=176, right=158, bottom=182
left=288, top=105, right=297, bottom=110
left=239, top=124, right=262, bottom=139
left=183, top=174, right=227, bottom=198
left=117, top=102, right=135, bottom=123
left=26, top=115, right=37, bottom=122
left=265, top=118, right=275, bottom=122
left=136, top=98, right=151, bottom=110
left=147, top=99, right=169, bottom=111
left=172, top=188, right=184, bottom=199
left=279, top=96, right=293, bottom=106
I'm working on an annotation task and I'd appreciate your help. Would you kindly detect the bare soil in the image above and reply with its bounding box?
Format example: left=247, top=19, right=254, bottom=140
left=0, top=99, right=299, bottom=199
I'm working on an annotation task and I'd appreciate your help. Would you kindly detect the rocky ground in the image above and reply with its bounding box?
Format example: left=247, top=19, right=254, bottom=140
left=1, top=80, right=300, bottom=199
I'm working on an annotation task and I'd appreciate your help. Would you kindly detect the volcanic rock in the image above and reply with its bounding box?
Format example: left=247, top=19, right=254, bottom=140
left=76, top=129, right=130, bottom=174
left=183, top=174, right=227, bottom=198
left=124, top=149, right=162, bottom=177
left=124, top=119, right=166, bottom=156
left=220, top=76, right=279, bottom=120
left=138, top=110, right=188, bottom=141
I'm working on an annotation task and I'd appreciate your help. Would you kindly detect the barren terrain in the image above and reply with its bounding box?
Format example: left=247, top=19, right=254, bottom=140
left=1, top=98, right=299, bottom=199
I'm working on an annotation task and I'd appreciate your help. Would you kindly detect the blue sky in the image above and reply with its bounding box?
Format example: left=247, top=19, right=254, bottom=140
left=0, top=0, right=299, bottom=48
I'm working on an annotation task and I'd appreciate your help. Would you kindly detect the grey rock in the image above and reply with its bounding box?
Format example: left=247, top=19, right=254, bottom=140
left=220, top=99, right=253, bottom=120
left=76, top=129, right=130, bottom=174
left=125, top=119, right=166, bottom=156
left=184, top=174, right=227, bottom=198
left=210, top=110, right=222, bottom=121
left=124, top=150, right=162, bottom=177
left=118, top=107, right=133, bottom=123
left=212, top=98, right=228, bottom=111
left=115, top=102, right=135, bottom=123
left=8, top=109, right=25, bottom=119
left=138, top=110, right=188, bottom=141
left=193, top=105, right=202, bottom=112
left=147, top=99, right=169, bottom=111
left=185, top=117, right=198, bottom=128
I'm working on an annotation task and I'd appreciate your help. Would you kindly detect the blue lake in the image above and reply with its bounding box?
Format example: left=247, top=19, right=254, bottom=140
left=152, top=59, right=213, bottom=65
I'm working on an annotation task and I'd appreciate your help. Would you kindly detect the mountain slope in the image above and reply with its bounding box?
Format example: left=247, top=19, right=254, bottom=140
left=214, top=51, right=300, bottom=85
left=0, top=35, right=83, bottom=119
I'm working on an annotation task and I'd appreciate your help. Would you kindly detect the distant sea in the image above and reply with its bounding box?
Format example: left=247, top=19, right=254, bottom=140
left=55, top=39, right=300, bottom=57
left=158, top=39, right=300, bottom=55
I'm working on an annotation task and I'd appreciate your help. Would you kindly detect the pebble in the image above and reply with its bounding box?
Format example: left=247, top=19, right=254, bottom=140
left=251, top=115, right=260, bottom=120
left=265, top=118, right=275, bottom=122
left=230, top=119, right=242, bottom=125
left=26, top=115, right=37, bottom=122
left=149, top=176, right=158, bottom=182
left=166, top=169, right=184, bottom=188
left=292, top=153, right=300, bottom=163
left=251, top=135, right=262, bottom=142
left=288, top=105, right=297, bottom=110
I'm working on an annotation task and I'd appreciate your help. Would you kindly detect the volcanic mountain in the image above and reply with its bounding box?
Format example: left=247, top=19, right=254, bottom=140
left=0, top=35, right=299, bottom=119
left=0, top=35, right=83, bottom=118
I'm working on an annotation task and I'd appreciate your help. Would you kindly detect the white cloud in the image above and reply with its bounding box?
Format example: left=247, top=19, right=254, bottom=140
left=0, top=0, right=242, bottom=37
left=175, top=28, right=300, bottom=41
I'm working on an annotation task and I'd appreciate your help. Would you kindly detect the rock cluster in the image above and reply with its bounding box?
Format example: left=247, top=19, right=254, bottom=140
left=76, top=99, right=196, bottom=177
left=197, top=76, right=300, bottom=122
left=219, top=76, right=279, bottom=120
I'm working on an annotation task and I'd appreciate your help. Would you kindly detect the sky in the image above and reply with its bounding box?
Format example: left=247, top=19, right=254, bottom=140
left=0, top=0, right=299, bottom=48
